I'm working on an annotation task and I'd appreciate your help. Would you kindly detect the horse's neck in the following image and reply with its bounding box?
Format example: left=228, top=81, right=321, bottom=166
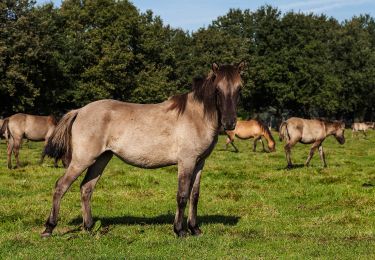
left=324, top=123, right=336, bottom=136
left=187, top=92, right=219, bottom=132
left=262, top=129, right=274, bottom=144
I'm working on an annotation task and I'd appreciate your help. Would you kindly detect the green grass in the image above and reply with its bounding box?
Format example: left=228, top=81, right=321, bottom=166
left=0, top=131, right=374, bottom=259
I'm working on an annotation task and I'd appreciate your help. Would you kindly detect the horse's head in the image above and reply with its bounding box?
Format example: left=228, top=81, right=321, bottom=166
left=333, top=122, right=345, bottom=144
left=212, top=62, right=245, bottom=130
left=268, top=141, right=276, bottom=152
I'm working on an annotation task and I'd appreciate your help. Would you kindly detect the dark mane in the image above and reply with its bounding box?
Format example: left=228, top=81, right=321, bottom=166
left=168, top=74, right=217, bottom=117
left=168, top=93, right=189, bottom=115
left=168, top=65, right=241, bottom=118
left=256, top=119, right=275, bottom=143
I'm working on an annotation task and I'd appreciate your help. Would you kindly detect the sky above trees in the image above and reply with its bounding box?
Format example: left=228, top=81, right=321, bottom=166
left=36, top=0, right=375, bottom=31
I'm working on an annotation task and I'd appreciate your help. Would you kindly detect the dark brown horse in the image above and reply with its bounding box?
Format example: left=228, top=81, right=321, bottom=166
left=0, top=113, right=58, bottom=169
left=41, top=62, right=245, bottom=238
left=279, top=117, right=345, bottom=168
left=225, top=119, right=276, bottom=152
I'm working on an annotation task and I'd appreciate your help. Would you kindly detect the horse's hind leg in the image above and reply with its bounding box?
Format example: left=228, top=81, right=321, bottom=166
left=284, top=143, right=293, bottom=168
left=174, top=159, right=196, bottom=237
left=318, top=145, right=327, bottom=167
left=41, top=162, right=89, bottom=237
left=187, top=160, right=205, bottom=236
left=80, top=151, right=113, bottom=230
left=13, top=138, right=21, bottom=168
left=7, top=137, right=14, bottom=169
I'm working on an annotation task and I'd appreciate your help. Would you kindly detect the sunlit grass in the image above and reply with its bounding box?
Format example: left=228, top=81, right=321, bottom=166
left=0, top=130, right=374, bottom=258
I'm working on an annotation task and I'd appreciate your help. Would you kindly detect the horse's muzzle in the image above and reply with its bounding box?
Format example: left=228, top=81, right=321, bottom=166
left=223, top=122, right=236, bottom=131
left=337, top=136, right=345, bottom=144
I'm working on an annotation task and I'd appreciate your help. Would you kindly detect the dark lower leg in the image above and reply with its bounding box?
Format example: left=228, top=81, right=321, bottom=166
left=7, top=141, right=13, bottom=169
left=188, top=170, right=202, bottom=236
left=174, top=163, right=194, bottom=237
left=285, top=144, right=293, bottom=167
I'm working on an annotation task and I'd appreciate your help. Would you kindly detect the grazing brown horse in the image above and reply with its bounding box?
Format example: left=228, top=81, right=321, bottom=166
left=351, top=122, right=374, bottom=137
left=41, top=62, right=245, bottom=238
left=225, top=119, right=276, bottom=152
left=0, top=113, right=58, bottom=169
left=279, top=117, right=345, bottom=168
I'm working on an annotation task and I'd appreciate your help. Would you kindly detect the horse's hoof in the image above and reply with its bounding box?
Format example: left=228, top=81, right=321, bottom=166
left=190, top=227, right=202, bottom=236
left=41, top=230, right=52, bottom=238
left=175, top=230, right=188, bottom=238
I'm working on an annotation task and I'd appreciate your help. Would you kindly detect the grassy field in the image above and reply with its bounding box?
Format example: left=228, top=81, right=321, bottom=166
left=0, top=130, right=374, bottom=259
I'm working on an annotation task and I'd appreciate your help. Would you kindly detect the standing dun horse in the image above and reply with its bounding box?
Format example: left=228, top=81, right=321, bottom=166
left=225, top=119, right=276, bottom=152
left=279, top=117, right=345, bottom=168
left=0, top=113, right=58, bottom=169
left=351, top=122, right=374, bottom=137
left=41, top=62, right=245, bottom=238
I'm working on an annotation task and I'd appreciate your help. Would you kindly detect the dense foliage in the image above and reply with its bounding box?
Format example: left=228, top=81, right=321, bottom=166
left=1, top=0, right=374, bottom=121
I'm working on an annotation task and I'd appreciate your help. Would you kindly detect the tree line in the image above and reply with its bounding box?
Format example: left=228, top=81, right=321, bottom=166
left=1, top=0, right=375, bottom=122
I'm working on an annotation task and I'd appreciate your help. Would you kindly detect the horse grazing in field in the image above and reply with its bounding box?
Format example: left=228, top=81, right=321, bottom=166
left=351, top=122, right=374, bottom=137
left=41, top=62, right=245, bottom=238
left=0, top=113, right=58, bottom=169
left=225, top=119, right=276, bottom=152
left=279, top=117, right=345, bottom=168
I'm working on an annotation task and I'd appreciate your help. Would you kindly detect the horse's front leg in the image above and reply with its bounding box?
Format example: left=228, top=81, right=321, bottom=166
left=174, top=159, right=196, bottom=237
left=188, top=160, right=205, bottom=236
left=318, top=145, right=327, bottom=167
left=305, top=141, right=321, bottom=166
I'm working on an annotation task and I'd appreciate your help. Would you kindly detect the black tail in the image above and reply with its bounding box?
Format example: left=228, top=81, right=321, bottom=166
left=0, top=119, right=9, bottom=139
left=279, top=121, right=289, bottom=142
left=44, top=110, right=79, bottom=165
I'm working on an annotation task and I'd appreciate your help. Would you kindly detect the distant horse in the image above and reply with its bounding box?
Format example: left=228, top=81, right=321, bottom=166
left=0, top=113, right=58, bottom=169
left=41, top=62, right=245, bottom=238
left=225, top=119, right=276, bottom=152
left=351, top=122, right=374, bottom=137
left=279, top=117, right=345, bottom=168
left=0, top=119, right=5, bottom=139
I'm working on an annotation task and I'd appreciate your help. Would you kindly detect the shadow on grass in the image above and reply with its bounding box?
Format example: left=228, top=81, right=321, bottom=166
left=276, top=163, right=305, bottom=170
left=69, top=214, right=240, bottom=227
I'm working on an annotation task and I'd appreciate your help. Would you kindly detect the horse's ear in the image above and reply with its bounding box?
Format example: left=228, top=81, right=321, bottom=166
left=237, top=61, right=246, bottom=73
left=212, top=63, right=219, bottom=75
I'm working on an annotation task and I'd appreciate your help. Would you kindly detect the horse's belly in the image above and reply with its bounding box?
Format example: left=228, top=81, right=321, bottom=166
left=114, top=148, right=177, bottom=169
left=24, top=133, right=46, bottom=141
